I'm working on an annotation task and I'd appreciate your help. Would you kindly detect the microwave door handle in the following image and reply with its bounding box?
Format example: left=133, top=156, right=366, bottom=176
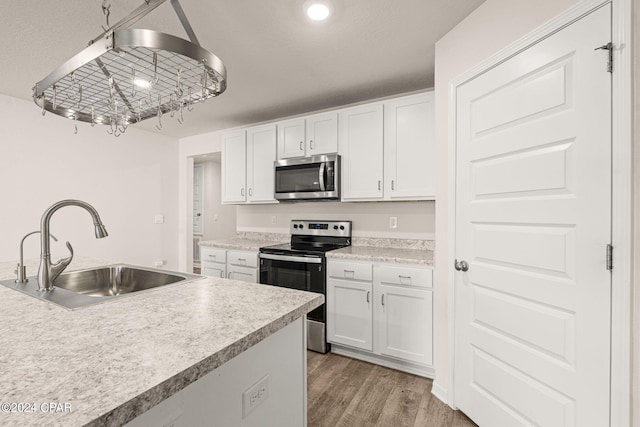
left=318, top=162, right=326, bottom=192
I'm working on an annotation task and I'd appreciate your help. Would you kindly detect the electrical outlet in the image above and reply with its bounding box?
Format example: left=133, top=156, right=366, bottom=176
left=389, top=216, right=398, bottom=229
left=154, top=214, right=165, bottom=224
left=154, top=260, right=165, bottom=267
left=271, top=215, right=277, bottom=225
left=242, top=375, right=269, bottom=418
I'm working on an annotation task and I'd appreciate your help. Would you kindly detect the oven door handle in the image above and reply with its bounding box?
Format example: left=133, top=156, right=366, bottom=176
left=260, top=253, right=323, bottom=264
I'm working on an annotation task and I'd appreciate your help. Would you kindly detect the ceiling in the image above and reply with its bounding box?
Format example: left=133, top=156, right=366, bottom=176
left=0, top=0, right=484, bottom=138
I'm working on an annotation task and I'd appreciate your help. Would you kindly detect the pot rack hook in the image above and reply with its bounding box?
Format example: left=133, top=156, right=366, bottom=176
left=101, top=0, right=111, bottom=31
left=130, top=68, right=137, bottom=97
left=156, top=94, right=163, bottom=131
left=187, top=87, right=194, bottom=112
left=177, top=102, right=184, bottom=124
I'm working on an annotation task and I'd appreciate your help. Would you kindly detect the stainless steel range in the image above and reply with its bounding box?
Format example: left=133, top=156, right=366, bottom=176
left=259, top=220, right=352, bottom=353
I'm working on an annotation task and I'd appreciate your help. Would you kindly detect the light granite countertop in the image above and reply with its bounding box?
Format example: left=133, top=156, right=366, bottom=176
left=326, top=245, right=434, bottom=266
left=199, top=238, right=283, bottom=251
left=0, top=259, right=323, bottom=427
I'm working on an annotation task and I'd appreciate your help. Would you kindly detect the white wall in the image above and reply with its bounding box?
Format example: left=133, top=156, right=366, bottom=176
left=237, top=201, right=434, bottom=239
left=433, top=0, right=580, bottom=400
left=200, top=159, right=237, bottom=241
left=0, top=94, right=180, bottom=270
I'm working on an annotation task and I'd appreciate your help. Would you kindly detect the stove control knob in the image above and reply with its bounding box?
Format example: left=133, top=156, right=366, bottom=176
left=333, top=225, right=338, bottom=230
left=299, top=224, right=304, bottom=229
left=340, top=225, right=345, bottom=230
left=293, top=224, right=298, bottom=229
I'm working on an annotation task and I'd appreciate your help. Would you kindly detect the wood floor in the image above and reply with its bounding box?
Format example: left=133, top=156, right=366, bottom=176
left=307, top=351, right=477, bottom=427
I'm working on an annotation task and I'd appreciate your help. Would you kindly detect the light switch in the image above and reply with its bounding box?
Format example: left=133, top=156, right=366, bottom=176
left=155, top=215, right=165, bottom=224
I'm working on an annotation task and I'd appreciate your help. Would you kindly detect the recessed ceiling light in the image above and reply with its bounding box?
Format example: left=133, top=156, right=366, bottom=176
left=306, top=2, right=331, bottom=21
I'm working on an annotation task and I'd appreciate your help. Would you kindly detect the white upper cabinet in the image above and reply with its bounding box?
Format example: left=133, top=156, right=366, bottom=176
left=277, top=113, right=338, bottom=159
left=339, top=103, right=384, bottom=200
left=246, top=124, right=277, bottom=203
left=222, top=125, right=277, bottom=205
left=221, top=130, right=247, bottom=204
left=384, top=92, right=435, bottom=200
left=306, top=112, right=338, bottom=156
left=277, top=118, right=306, bottom=159
left=339, top=92, right=435, bottom=202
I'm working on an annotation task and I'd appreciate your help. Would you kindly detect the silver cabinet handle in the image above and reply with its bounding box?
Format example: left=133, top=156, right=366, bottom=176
left=391, top=180, right=395, bottom=191
left=378, top=180, right=381, bottom=191
left=237, top=258, right=246, bottom=262
left=299, top=141, right=304, bottom=150
left=366, top=291, right=370, bottom=303
left=248, top=188, right=253, bottom=197
left=454, top=260, right=469, bottom=272
left=219, top=270, right=224, bottom=278
left=241, top=188, right=245, bottom=197
left=381, top=294, right=385, bottom=306
left=398, top=275, right=411, bottom=279
left=309, top=139, right=314, bottom=149
left=227, top=271, right=232, bottom=279
left=208, top=254, right=216, bottom=258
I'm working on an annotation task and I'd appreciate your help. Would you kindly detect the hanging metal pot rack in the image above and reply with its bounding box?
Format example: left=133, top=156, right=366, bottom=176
left=32, top=0, right=227, bottom=136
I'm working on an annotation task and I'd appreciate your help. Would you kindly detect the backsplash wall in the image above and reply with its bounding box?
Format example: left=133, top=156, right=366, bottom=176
left=237, top=201, right=435, bottom=240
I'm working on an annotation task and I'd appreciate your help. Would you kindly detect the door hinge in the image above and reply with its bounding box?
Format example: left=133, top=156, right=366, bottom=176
left=595, top=42, right=613, bottom=73
left=606, top=244, right=613, bottom=271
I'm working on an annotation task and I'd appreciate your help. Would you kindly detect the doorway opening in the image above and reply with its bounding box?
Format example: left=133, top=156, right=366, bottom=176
left=192, top=152, right=237, bottom=273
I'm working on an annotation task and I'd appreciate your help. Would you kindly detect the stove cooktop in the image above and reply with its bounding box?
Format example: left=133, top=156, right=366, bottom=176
left=259, top=220, right=352, bottom=257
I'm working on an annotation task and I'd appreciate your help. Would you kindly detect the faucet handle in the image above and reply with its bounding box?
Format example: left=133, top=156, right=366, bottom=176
left=49, top=241, right=74, bottom=283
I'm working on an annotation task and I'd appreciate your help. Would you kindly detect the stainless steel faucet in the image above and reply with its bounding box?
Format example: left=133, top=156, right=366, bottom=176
left=37, top=200, right=108, bottom=292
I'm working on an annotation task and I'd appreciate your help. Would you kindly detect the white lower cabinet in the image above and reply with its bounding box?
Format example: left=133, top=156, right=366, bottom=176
left=327, top=259, right=433, bottom=375
left=326, top=278, right=373, bottom=351
left=200, top=247, right=258, bottom=283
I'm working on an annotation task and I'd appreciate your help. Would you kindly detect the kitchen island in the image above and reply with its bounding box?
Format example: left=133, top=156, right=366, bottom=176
left=0, top=259, right=323, bottom=426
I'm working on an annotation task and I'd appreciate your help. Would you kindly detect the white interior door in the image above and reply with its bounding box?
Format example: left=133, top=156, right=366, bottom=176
left=193, top=163, right=203, bottom=235
left=454, top=5, right=611, bottom=427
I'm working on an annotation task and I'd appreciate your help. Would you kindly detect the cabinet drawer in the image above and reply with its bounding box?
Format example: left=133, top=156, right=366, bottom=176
left=227, top=250, right=258, bottom=268
left=375, top=265, right=433, bottom=288
left=200, top=247, right=227, bottom=263
left=328, top=260, right=373, bottom=282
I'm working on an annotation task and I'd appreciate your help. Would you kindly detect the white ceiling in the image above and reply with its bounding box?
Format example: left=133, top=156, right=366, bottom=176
left=0, top=0, right=484, bottom=138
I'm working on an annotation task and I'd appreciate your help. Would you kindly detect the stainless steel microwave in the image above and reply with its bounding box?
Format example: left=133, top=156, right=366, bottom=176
left=274, top=154, right=340, bottom=201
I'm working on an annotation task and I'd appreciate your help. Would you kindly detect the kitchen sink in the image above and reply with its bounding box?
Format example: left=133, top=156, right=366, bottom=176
left=0, top=264, right=203, bottom=309
left=54, top=265, right=188, bottom=297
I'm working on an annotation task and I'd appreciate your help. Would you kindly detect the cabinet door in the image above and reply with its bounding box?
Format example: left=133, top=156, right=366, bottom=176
left=246, top=124, right=277, bottom=203
left=221, top=130, right=247, bottom=203
left=277, top=118, right=306, bottom=159
left=306, top=112, right=338, bottom=156
left=339, top=103, right=384, bottom=200
left=375, top=284, right=432, bottom=365
left=384, top=92, right=435, bottom=200
left=227, top=266, right=258, bottom=283
left=203, top=264, right=226, bottom=279
left=327, top=278, right=373, bottom=351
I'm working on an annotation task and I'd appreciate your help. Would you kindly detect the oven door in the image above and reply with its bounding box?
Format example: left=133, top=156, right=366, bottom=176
left=259, top=252, right=328, bottom=352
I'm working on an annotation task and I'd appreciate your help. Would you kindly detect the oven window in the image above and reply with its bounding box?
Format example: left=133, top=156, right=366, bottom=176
left=260, top=257, right=326, bottom=322
left=276, top=163, right=322, bottom=193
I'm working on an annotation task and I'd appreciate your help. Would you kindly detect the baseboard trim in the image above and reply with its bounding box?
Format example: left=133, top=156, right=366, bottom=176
left=330, top=345, right=435, bottom=379
left=431, top=381, right=450, bottom=406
